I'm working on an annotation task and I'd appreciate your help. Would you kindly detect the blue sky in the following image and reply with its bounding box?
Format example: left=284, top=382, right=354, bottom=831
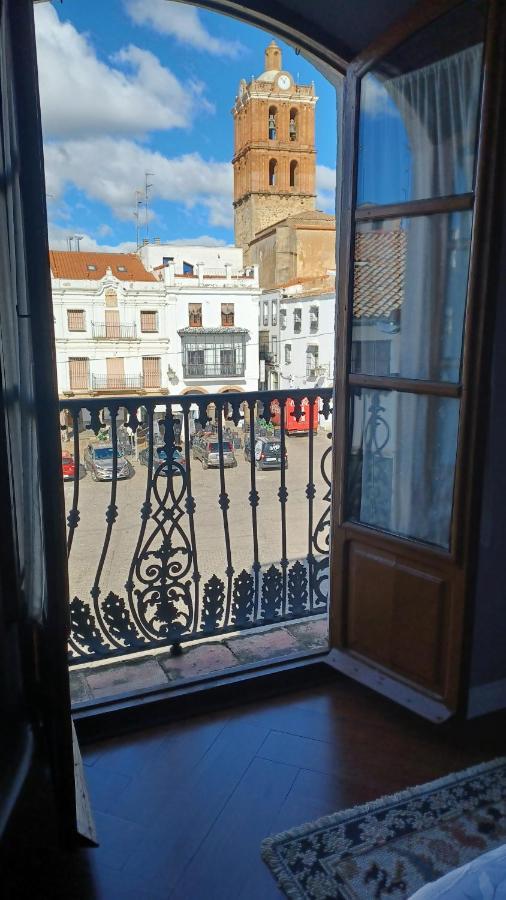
left=34, top=0, right=338, bottom=251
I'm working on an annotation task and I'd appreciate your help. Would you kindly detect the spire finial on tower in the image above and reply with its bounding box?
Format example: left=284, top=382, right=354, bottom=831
left=264, top=40, right=282, bottom=73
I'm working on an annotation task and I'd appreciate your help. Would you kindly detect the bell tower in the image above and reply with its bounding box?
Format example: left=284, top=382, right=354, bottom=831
left=232, top=41, right=317, bottom=254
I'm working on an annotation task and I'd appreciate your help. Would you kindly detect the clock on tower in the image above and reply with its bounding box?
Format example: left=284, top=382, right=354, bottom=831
left=232, top=41, right=318, bottom=254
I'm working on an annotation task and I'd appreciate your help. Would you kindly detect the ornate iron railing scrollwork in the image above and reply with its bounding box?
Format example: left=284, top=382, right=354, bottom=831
left=60, top=387, right=333, bottom=665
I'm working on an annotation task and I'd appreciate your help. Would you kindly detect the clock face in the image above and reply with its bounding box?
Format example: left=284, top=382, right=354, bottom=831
left=277, top=74, right=291, bottom=90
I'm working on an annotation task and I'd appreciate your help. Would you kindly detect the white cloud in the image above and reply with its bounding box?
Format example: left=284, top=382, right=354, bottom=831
left=124, top=0, right=245, bottom=58
left=316, top=164, right=336, bottom=213
left=47, top=221, right=229, bottom=251
left=47, top=222, right=137, bottom=252
left=44, top=137, right=233, bottom=224
left=34, top=4, right=212, bottom=139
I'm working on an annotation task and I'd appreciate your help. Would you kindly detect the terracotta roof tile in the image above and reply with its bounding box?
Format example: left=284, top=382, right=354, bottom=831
left=353, top=229, right=406, bottom=319
left=49, top=251, right=156, bottom=282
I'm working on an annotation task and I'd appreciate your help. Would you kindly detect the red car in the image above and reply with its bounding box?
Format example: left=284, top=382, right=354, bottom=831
left=62, top=451, right=76, bottom=480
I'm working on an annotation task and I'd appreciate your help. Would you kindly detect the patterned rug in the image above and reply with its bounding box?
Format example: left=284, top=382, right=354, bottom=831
left=261, top=757, right=506, bottom=899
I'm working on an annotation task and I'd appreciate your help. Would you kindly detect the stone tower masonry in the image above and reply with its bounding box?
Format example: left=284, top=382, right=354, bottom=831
left=232, top=41, right=317, bottom=254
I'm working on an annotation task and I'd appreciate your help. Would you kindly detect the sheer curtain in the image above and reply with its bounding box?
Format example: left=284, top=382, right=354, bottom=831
left=391, top=45, right=482, bottom=546
left=0, top=2, right=46, bottom=620
left=358, top=45, right=482, bottom=546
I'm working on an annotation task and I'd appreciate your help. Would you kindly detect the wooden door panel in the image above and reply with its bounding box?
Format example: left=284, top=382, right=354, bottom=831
left=347, top=539, right=451, bottom=694
left=391, top=563, right=447, bottom=690
left=347, top=544, right=394, bottom=664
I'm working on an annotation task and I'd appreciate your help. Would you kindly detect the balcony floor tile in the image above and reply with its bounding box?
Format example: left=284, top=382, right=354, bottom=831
left=159, top=642, right=240, bottom=681
left=226, top=627, right=300, bottom=663
left=85, top=658, right=168, bottom=699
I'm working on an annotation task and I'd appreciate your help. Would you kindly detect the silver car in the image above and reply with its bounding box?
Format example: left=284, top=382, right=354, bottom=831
left=83, top=443, right=132, bottom=481
left=192, top=437, right=237, bottom=469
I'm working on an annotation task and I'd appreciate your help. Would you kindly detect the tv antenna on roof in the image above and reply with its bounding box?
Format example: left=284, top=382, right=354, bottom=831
left=134, top=189, right=143, bottom=249
left=74, top=235, right=84, bottom=252
left=144, top=172, right=155, bottom=242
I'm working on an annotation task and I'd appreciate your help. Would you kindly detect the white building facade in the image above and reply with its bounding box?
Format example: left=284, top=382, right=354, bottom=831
left=51, top=249, right=260, bottom=400
left=259, top=286, right=336, bottom=391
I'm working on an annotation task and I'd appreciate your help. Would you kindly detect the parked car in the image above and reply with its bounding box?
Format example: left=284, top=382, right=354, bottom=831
left=244, top=435, right=288, bottom=470
left=61, top=450, right=76, bottom=481
left=192, top=436, right=237, bottom=469
left=138, top=446, right=186, bottom=477
left=83, top=444, right=132, bottom=481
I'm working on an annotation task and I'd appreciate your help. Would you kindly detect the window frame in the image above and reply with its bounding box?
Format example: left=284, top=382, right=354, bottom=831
left=188, top=303, right=203, bottom=328
left=67, top=309, right=86, bottom=332
left=140, top=310, right=159, bottom=333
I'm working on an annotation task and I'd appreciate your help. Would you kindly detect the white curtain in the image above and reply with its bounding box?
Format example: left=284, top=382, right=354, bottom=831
left=0, top=2, right=46, bottom=620
left=359, top=45, right=482, bottom=546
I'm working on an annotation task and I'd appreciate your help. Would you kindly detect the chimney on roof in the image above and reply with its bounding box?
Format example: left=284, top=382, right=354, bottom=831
left=154, top=237, right=160, bottom=245
left=142, top=238, right=149, bottom=246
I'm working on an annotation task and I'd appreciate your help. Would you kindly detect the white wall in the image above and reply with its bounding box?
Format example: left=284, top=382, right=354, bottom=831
left=258, top=290, right=336, bottom=390
left=53, top=274, right=169, bottom=393
left=139, top=243, right=244, bottom=274
left=53, top=268, right=260, bottom=396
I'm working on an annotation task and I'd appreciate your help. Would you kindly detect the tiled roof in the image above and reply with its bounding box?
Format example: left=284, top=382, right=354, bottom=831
left=49, top=251, right=157, bottom=282
left=285, top=210, right=336, bottom=225
left=353, top=229, right=406, bottom=319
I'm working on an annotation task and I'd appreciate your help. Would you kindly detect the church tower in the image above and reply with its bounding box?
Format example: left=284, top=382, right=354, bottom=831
left=232, top=41, right=317, bottom=253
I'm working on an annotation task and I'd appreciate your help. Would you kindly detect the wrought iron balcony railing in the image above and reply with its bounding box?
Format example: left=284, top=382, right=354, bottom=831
left=60, top=388, right=333, bottom=666
left=91, top=374, right=145, bottom=391
left=92, top=323, right=138, bottom=340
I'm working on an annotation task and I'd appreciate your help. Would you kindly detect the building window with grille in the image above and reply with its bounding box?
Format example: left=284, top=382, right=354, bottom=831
left=263, top=300, right=269, bottom=326
left=272, top=300, right=278, bottom=326
left=68, top=357, right=89, bottom=390
left=280, top=307, right=287, bottom=330
left=189, top=303, right=202, bottom=327
left=104, top=289, right=118, bottom=308
left=142, top=356, right=161, bottom=389
left=306, top=345, right=319, bottom=379
left=181, top=333, right=246, bottom=378
left=141, top=310, right=158, bottom=332
left=67, top=309, right=85, bottom=331
left=294, top=308, right=302, bottom=334
left=221, top=303, right=234, bottom=327
left=272, top=336, right=278, bottom=362
left=187, top=349, right=205, bottom=376
left=310, top=305, right=319, bottom=333
left=285, top=343, right=292, bottom=364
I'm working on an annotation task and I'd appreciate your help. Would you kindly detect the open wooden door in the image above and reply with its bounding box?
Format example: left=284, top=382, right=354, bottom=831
left=1, top=0, right=95, bottom=844
left=329, top=0, right=501, bottom=720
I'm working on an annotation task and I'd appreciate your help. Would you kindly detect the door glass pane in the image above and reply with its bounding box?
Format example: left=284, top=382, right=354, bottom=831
left=352, top=211, right=472, bottom=382
left=347, top=388, right=459, bottom=548
left=357, top=1, right=485, bottom=205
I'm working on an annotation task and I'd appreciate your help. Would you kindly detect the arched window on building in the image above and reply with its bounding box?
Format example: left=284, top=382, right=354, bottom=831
left=289, top=108, right=297, bottom=141
left=268, top=106, right=277, bottom=140
left=290, top=160, right=298, bottom=188
left=269, top=159, right=277, bottom=187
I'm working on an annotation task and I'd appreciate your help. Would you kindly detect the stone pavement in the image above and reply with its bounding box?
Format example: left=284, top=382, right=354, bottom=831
left=69, top=615, right=328, bottom=704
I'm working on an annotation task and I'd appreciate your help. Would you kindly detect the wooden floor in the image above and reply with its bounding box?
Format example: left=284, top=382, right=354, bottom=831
left=4, top=674, right=505, bottom=899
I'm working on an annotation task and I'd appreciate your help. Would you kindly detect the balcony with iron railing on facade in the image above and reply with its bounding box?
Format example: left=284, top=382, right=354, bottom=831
left=91, top=323, right=138, bottom=341
left=91, top=374, right=146, bottom=392
left=60, top=388, right=333, bottom=700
